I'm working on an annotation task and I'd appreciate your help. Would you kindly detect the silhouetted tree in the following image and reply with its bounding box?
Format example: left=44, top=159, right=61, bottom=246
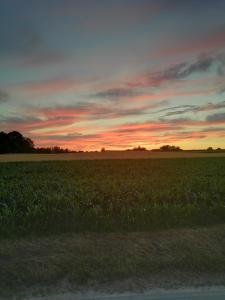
left=0, top=131, right=10, bottom=153
left=160, top=145, right=182, bottom=151
left=0, top=131, right=72, bottom=154
left=0, top=131, right=34, bottom=153
left=35, top=146, right=70, bottom=154
left=207, top=147, right=213, bottom=151
left=132, top=146, right=147, bottom=151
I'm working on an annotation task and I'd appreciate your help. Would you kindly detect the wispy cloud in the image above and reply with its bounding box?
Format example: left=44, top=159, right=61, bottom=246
left=155, top=26, right=225, bottom=58
left=128, top=53, right=225, bottom=89
left=0, top=115, right=40, bottom=125
left=0, top=100, right=168, bottom=133
left=201, top=127, right=225, bottom=132
left=1, top=0, right=225, bottom=150
left=17, top=114, right=225, bottom=150
left=206, top=112, right=225, bottom=122
left=89, top=53, right=224, bottom=105
left=36, top=99, right=169, bottom=122
left=92, top=88, right=141, bottom=100
left=162, top=101, right=225, bottom=117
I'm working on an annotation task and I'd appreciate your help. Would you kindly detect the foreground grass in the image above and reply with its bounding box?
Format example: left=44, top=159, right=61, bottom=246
left=0, top=158, right=225, bottom=236
left=0, top=225, right=225, bottom=297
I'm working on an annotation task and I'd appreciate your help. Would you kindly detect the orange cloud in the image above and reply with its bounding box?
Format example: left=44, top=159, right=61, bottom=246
left=30, top=116, right=225, bottom=150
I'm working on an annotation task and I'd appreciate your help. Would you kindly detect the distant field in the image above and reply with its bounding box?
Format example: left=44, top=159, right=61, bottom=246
left=0, top=150, right=225, bottom=162
left=0, top=157, right=225, bottom=236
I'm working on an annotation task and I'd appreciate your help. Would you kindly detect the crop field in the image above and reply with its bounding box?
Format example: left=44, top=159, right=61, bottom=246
left=1, top=151, right=225, bottom=162
left=0, top=157, right=225, bottom=236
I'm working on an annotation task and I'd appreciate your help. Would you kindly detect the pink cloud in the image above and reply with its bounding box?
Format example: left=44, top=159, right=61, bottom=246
left=154, top=29, right=225, bottom=58
left=32, top=117, right=225, bottom=150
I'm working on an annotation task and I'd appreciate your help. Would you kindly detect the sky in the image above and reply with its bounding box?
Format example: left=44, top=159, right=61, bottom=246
left=0, top=0, right=225, bottom=150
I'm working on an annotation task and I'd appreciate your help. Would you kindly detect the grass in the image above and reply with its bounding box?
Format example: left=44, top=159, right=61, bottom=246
left=0, top=157, right=225, bottom=236
left=0, top=225, right=225, bottom=297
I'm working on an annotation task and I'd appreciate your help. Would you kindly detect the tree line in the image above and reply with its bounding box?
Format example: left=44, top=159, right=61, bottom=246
left=0, top=131, right=70, bottom=154
left=128, top=145, right=183, bottom=151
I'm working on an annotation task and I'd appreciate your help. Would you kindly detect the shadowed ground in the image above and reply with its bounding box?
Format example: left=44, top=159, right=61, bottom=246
left=0, top=225, right=225, bottom=298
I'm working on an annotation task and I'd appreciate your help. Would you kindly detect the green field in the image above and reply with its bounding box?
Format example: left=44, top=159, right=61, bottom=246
left=1, top=157, right=225, bottom=296
left=0, top=158, right=225, bottom=236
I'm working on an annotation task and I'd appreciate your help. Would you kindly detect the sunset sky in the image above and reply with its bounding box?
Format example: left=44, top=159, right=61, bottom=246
left=1, top=0, right=225, bottom=150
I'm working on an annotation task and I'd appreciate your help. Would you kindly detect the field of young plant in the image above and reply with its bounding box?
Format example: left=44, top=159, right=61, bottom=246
left=0, top=157, right=225, bottom=236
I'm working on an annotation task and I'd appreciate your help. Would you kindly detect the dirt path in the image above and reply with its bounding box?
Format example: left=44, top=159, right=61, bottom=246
left=18, top=287, right=225, bottom=300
